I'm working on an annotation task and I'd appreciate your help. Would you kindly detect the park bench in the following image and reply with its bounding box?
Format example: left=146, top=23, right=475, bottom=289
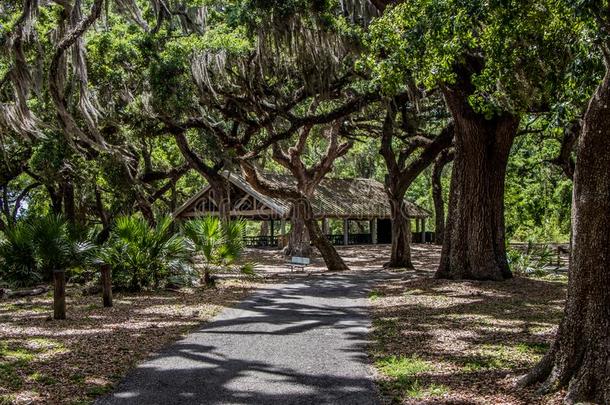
left=288, top=256, right=310, bottom=272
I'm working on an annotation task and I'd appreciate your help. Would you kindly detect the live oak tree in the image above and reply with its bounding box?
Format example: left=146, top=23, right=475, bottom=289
left=378, top=96, right=452, bottom=268
left=1, top=0, right=200, bottom=228
left=518, top=3, right=610, bottom=403
left=366, top=0, right=577, bottom=280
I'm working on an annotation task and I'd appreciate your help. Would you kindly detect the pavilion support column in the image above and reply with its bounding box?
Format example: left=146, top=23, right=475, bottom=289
left=322, top=218, right=329, bottom=235
left=371, top=218, right=378, bottom=244
left=280, top=219, right=286, bottom=235
left=343, top=219, right=349, bottom=245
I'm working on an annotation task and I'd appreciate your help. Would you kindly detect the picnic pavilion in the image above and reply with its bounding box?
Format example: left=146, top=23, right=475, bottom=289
left=173, top=172, right=431, bottom=247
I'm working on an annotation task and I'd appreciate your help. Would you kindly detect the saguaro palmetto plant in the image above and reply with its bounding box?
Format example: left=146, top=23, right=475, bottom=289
left=182, top=216, right=249, bottom=286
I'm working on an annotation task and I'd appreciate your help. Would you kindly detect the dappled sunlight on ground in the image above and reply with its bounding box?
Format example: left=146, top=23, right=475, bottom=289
left=235, top=243, right=442, bottom=275
left=368, top=249, right=567, bottom=404
left=0, top=280, right=255, bottom=404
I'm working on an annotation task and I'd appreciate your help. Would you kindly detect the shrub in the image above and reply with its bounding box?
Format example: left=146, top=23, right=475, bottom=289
left=0, top=222, right=39, bottom=288
left=182, top=217, right=252, bottom=286
left=30, top=215, right=96, bottom=281
left=100, top=215, right=193, bottom=291
left=507, top=241, right=554, bottom=277
left=0, top=215, right=95, bottom=288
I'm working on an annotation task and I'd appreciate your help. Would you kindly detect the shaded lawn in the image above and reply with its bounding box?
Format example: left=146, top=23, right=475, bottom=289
left=0, top=280, right=256, bottom=404
left=370, top=268, right=567, bottom=404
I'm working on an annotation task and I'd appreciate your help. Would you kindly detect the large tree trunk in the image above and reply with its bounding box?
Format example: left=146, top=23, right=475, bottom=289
left=436, top=86, right=518, bottom=280
left=519, top=66, right=610, bottom=405
left=284, top=202, right=312, bottom=257
left=302, top=201, right=349, bottom=271
left=386, top=196, right=414, bottom=269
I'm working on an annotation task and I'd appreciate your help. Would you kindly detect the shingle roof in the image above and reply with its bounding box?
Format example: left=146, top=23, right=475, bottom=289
left=174, top=171, right=430, bottom=220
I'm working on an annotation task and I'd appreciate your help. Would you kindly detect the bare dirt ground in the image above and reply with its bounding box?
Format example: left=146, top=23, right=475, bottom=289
left=0, top=280, right=256, bottom=404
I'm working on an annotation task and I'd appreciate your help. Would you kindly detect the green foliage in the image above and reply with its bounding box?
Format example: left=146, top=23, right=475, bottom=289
left=505, top=133, right=572, bottom=242
left=0, top=215, right=95, bottom=288
left=375, top=355, right=433, bottom=378
left=507, top=242, right=555, bottom=277
left=0, top=222, right=38, bottom=288
left=101, top=215, right=193, bottom=291
left=364, top=0, right=592, bottom=116
left=29, top=215, right=96, bottom=277
left=182, top=216, right=251, bottom=283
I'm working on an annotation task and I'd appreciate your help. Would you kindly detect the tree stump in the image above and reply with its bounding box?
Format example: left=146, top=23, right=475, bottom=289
left=53, top=270, right=66, bottom=320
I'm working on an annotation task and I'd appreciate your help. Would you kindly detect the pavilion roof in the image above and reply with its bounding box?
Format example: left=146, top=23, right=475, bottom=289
left=174, top=171, right=430, bottom=220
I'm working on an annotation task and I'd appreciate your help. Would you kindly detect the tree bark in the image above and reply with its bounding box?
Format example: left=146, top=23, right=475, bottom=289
left=387, top=196, right=413, bottom=269
left=240, top=162, right=348, bottom=270
left=301, top=200, right=349, bottom=271
left=62, top=182, right=75, bottom=223
left=285, top=201, right=312, bottom=257
left=380, top=102, right=453, bottom=268
left=435, top=80, right=519, bottom=281
left=207, top=176, right=231, bottom=221
left=519, top=62, right=610, bottom=405
left=53, top=270, right=66, bottom=320
left=432, top=150, right=454, bottom=245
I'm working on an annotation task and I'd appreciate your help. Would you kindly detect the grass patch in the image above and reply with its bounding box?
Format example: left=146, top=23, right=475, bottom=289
left=368, top=290, right=383, bottom=301
left=86, top=384, right=113, bottom=397
left=379, top=377, right=448, bottom=400
left=516, top=342, right=549, bottom=355
left=0, top=363, right=22, bottom=390
left=375, top=355, right=446, bottom=400
left=0, top=394, right=17, bottom=405
left=29, top=371, right=57, bottom=385
left=405, top=380, right=448, bottom=399
left=376, top=355, right=433, bottom=378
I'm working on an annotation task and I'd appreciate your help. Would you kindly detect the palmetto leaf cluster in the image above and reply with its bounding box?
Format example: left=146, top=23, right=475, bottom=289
left=100, top=215, right=193, bottom=291
left=0, top=215, right=96, bottom=288
left=182, top=216, right=251, bottom=284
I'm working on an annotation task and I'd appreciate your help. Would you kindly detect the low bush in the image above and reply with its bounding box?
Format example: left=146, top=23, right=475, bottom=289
left=100, top=215, right=194, bottom=291
left=0, top=215, right=95, bottom=288
left=507, top=242, right=555, bottom=277
left=182, top=216, right=253, bottom=286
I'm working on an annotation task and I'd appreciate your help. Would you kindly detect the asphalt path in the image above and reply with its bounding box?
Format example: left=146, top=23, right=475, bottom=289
left=96, top=272, right=383, bottom=405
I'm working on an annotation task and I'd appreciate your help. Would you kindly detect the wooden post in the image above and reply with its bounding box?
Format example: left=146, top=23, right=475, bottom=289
left=270, top=220, right=275, bottom=238
left=322, top=218, right=329, bottom=235
left=343, top=219, right=349, bottom=245
left=53, top=270, right=66, bottom=320
left=101, top=264, right=113, bottom=308
left=421, top=218, right=426, bottom=243
left=371, top=218, right=378, bottom=244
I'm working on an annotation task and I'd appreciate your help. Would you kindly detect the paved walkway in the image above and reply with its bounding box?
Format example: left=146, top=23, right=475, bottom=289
left=97, top=272, right=384, bottom=405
